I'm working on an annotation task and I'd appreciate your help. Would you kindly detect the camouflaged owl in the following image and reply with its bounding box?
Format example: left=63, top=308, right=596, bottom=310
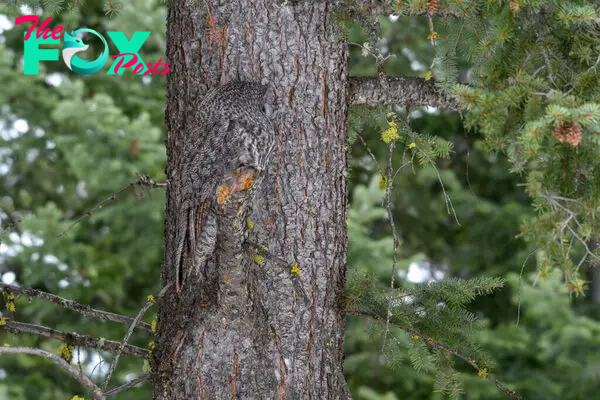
left=173, top=81, right=275, bottom=290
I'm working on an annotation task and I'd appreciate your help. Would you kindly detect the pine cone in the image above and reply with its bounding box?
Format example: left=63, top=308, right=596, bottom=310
left=553, top=122, right=582, bottom=147
left=427, top=0, right=440, bottom=15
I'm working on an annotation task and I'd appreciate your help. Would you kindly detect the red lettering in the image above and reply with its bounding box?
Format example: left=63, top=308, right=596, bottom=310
left=15, top=16, right=61, bottom=41
left=151, top=58, right=165, bottom=75
left=112, top=53, right=139, bottom=74
left=36, top=17, right=53, bottom=39
left=133, top=62, right=145, bottom=75
left=111, top=53, right=169, bottom=76
left=143, top=62, right=153, bottom=75
left=50, top=26, right=64, bottom=40
left=15, top=15, right=39, bottom=41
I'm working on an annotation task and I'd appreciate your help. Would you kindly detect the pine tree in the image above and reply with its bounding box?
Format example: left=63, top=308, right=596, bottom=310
left=0, top=1, right=599, bottom=399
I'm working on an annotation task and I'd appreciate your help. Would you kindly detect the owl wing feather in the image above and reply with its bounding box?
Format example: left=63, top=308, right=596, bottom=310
left=174, top=118, right=255, bottom=290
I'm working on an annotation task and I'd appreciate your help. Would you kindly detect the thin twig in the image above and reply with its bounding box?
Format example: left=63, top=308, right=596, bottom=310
left=3, top=320, right=149, bottom=357
left=77, top=346, right=83, bottom=373
left=391, top=159, right=414, bottom=184
left=102, top=299, right=156, bottom=390
left=0, top=346, right=105, bottom=399
left=421, top=150, right=460, bottom=225
left=575, top=252, right=588, bottom=273
left=427, top=15, right=436, bottom=46
left=566, top=224, right=600, bottom=263
left=104, top=374, right=150, bottom=397
left=516, top=249, right=538, bottom=327
left=540, top=193, right=600, bottom=264
left=381, top=139, right=400, bottom=354
left=90, top=359, right=105, bottom=382
left=541, top=45, right=557, bottom=87
left=355, top=132, right=383, bottom=176
left=546, top=194, right=580, bottom=203
left=361, top=12, right=403, bottom=355
left=58, top=174, right=166, bottom=238
left=0, top=283, right=152, bottom=332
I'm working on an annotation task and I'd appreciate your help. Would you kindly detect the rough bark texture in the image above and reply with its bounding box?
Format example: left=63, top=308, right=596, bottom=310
left=152, top=0, right=349, bottom=399
left=348, top=76, right=459, bottom=109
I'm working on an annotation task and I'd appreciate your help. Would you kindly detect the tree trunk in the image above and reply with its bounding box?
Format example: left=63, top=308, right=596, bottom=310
left=152, top=0, right=350, bottom=399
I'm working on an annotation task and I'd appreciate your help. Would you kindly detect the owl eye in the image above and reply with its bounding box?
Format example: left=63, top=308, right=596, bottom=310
left=261, top=105, right=266, bottom=113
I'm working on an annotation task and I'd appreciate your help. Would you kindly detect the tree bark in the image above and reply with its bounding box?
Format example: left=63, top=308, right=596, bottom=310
left=348, top=76, right=459, bottom=109
left=152, top=1, right=349, bottom=399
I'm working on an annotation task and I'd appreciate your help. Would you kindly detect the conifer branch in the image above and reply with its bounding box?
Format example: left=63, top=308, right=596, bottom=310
left=0, top=346, right=105, bottom=400
left=347, top=2, right=462, bottom=19
left=2, top=320, right=149, bottom=357
left=58, top=173, right=166, bottom=238
left=540, top=193, right=600, bottom=266
left=348, top=77, right=459, bottom=109
left=344, top=309, right=522, bottom=400
left=104, top=374, right=150, bottom=397
left=0, top=283, right=152, bottom=332
left=402, top=327, right=522, bottom=400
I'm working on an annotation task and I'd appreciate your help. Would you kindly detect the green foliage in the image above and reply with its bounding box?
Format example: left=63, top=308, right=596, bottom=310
left=348, top=176, right=395, bottom=277
left=470, top=271, right=600, bottom=399
left=0, top=0, right=115, bottom=17
left=346, top=268, right=502, bottom=373
left=346, top=6, right=600, bottom=399
left=345, top=108, right=600, bottom=398
left=0, top=1, right=166, bottom=398
left=419, top=0, right=600, bottom=289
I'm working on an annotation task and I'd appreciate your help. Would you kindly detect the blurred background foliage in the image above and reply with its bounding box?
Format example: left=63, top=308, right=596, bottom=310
left=0, top=1, right=598, bottom=399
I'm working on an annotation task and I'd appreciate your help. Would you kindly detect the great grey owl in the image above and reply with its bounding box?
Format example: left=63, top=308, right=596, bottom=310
left=173, top=81, right=275, bottom=291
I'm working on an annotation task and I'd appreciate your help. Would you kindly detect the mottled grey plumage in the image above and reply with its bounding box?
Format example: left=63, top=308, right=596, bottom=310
left=174, top=81, right=275, bottom=290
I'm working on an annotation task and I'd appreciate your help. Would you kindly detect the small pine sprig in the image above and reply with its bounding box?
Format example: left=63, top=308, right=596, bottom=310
left=556, top=4, right=597, bottom=27
left=43, top=0, right=64, bottom=15
left=104, top=0, right=121, bottom=18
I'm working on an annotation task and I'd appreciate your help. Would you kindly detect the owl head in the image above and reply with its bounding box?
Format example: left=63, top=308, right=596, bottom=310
left=203, top=81, right=267, bottom=111
left=231, top=81, right=268, bottom=109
